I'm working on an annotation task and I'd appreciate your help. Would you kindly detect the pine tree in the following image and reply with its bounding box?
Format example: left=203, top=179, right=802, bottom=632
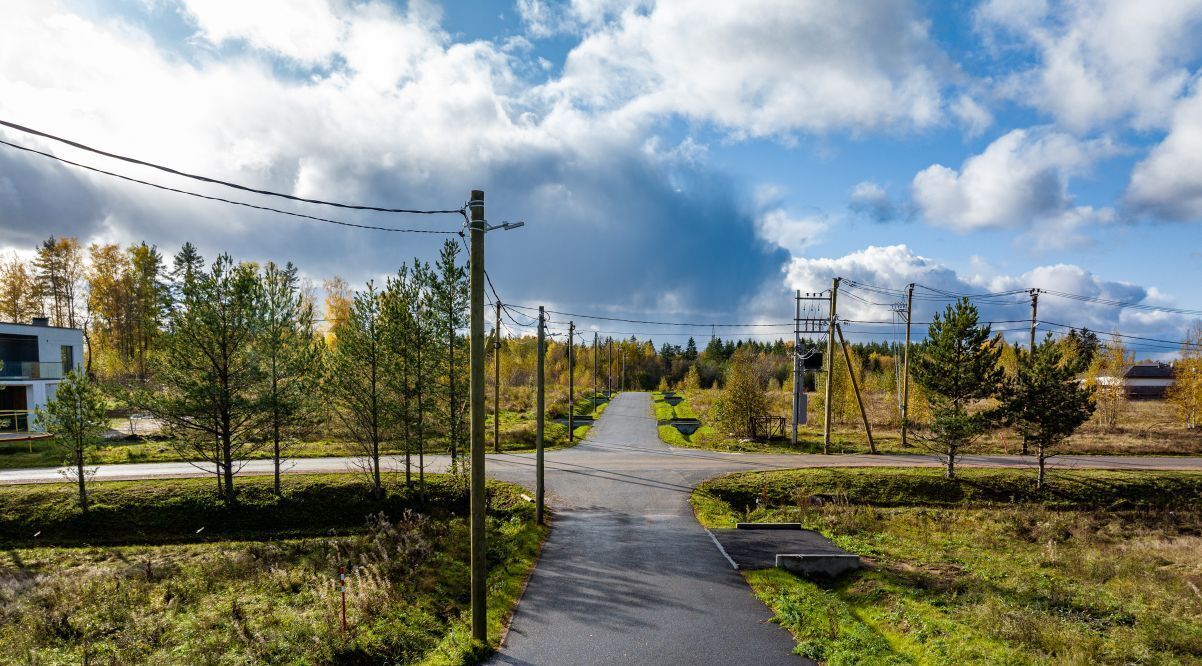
left=999, top=333, right=1096, bottom=488
left=34, top=369, right=108, bottom=512
left=431, top=240, right=468, bottom=470
left=140, top=253, right=266, bottom=503
left=325, top=282, right=388, bottom=498
left=911, top=298, right=1003, bottom=479
left=258, top=261, right=321, bottom=495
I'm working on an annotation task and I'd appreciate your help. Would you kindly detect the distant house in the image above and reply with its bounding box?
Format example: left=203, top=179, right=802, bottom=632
left=1096, top=361, right=1176, bottom=400
left=0, top=318, right=85, bottom=432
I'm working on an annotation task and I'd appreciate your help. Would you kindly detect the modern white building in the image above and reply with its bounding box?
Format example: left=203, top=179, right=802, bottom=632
left=0, top=318, right=85, bottom=432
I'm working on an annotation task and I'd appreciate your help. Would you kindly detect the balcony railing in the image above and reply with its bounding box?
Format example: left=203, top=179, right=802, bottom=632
left=0, top=361, right=64, bottom=380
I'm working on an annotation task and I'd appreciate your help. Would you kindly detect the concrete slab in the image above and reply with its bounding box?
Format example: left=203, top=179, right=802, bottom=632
left=709, top=527, right=851, bottom=570
left=776, top=554, right=861, bottom=578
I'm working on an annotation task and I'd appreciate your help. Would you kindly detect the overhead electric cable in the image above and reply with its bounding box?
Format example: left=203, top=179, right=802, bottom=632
left=0, top=119, right=463, bottom=216
left=0, top=139, right=457, bottom=234
left=505, top=303, right=791, bottom=328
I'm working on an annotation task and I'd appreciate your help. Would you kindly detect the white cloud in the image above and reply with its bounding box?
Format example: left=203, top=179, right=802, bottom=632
left=546, top=0, right=947, bottom=138
left=975, top=0, right=1202, bottom=132
left=848, top=181, right=898, bottom=222
left=911, top=127, right=1116, bottom=234
left=1126, top=83, right=1202, bottom=221
left=782, top=244, right=1191, bottom=342
left=180, top=0, right=348, bottom=65
left=950, top=94, right=993, bottom=137
left=755, top=209, right=827, bottom=254
left=0, top=0, right=788, bottom=317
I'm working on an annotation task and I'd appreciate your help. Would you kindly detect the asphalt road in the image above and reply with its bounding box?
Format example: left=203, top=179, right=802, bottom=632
left=5, top=393, right=1202, bottom=663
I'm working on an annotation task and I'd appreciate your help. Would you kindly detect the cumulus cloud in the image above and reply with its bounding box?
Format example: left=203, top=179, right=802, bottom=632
left=1126, top=84, right=1202, bottom=221
left=545, top=0, right=948, bottom=138
left=911, top=127, right=1116, bottom=238
left=975, top=0, right=1202, bottom=132
left=848, top=181, right=899, bottom=222
left=0, top=0, right=790, bottom=318
left=782, top=245, right=1193, bottom=345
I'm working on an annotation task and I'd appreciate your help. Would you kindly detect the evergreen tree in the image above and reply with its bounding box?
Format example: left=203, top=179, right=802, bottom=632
left=141, top=254, right=266, bottom=503
left=258, top=261, right=321, bottom=495
left=325, top=282, right=388, bottom=498
left=999, top=333, right=1096, bottom=488
left=431, top=240, right=468, bottom=470
left=34, top=369, right=108, bottom=512
left=911, top=298, right=1003, bottom=478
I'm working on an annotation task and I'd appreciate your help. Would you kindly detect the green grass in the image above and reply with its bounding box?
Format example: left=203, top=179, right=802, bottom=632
left=0, top=474, right=545, bottom=664
left=693, top=468, right=1202, bottom=664
left=0, top=406, right=588, bottom=471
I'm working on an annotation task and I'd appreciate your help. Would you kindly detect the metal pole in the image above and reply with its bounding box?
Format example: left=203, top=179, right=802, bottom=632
left=792, top=290, right=801, bottom=445
left=901, top=283, right=914, bottom=448
left=568, top=321, right=575, bottom=442
left=536, top=306, right=545, bottom=525
left=822, top=278, right=839, bottom=454
left=836, top=321, right=876, bottom=453
left=494, top=300, right=501, bottom=454
left=468, top=189, right=487, bottom=643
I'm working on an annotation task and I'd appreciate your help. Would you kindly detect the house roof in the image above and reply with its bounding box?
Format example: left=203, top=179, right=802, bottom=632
left=1123, top=363, right=1174, bottom=379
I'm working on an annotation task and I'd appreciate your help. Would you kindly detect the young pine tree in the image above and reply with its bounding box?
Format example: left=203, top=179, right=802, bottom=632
left=146, top=253, right=266, bottom=503
left=325, top=282, right=388, bottom=498
left=258, top=261, right=321, bottom=495
left=911, top=298, right=1003, bottom=479
left=35, top=370, right=108, bottom=512
left=999, top=333, right=1095, bottom=489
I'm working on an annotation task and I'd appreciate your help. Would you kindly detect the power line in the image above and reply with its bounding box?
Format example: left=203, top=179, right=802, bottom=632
left=0, top=139, right=459, bottom=234
left=0, top=119, right=463, bottom=216
left=1037, top=320, right=1201, bottom=349
left=505, top=303, right=792, bottom=328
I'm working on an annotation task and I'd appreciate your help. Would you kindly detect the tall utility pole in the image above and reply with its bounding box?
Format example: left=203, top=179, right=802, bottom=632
left=494, top=300, right=501, bottom=454
left=1029, top=288, right=1039, bottom=351
left=822, top=278, right=840, bottom=455
left=792, top=290, right=802, bottom=446
left=1024, top=288, right=1039, bottom=456
left=901, top=283, right=915, bottom=449
left=568, top=321, right=575, bottom=442
left=621, top=347, right=626, bottom=391
left=593, top=331, right=598, bottom=415
left=467, top=190, right=486, bottom=643
left=536, top=306, right=545, bottom=525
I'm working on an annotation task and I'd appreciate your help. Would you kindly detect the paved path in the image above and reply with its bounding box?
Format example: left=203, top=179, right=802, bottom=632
left=5, top=394, right=1202, bottom=663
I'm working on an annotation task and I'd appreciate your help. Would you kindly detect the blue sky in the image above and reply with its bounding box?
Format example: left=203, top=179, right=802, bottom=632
left=1, top=0, right=1200, bottom=352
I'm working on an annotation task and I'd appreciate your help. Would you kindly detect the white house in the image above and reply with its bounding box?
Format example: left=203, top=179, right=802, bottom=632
left=0, top=317, right=85, bottom=432
left=1095, top=361, right=1176, bottom=400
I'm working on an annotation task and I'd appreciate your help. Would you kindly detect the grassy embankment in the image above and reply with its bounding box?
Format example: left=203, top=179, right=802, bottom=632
left=0, top=393, right=609, bottom=470
left=655, top=389, right=1202, bottom=456
left=693, top=467, right=1202, bottom=664
left=0, top=473, right=545, bottom=664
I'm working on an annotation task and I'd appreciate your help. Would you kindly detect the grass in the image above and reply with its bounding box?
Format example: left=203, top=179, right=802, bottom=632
left=655, top=389, right=1202, bottom=457
left=0, top=473, right=546, bottom=664
left=0, top=399, right=607, bottom=471
left=693, top=467, right=1202, bottom=664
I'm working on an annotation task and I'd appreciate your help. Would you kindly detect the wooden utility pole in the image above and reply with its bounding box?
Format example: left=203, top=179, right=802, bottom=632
left=1024, top=288, right=1039, bottom=456
left=792, top=290, right=802, bottom=446
left=467, top=190, right=486, bottom=643
left=1029, top=289, right=1039, bottom=351
left=835, top=322, right=876, bottom=453
left=536, top=306, right=545, bottom=525
left=494, top=301, right=501, bottom=454
left=901, top=283, right=914, bottom=449
left=822, top=278, right=840, bottom=454
left=593, top=331, right=598, bottom=415
left=568, top=321, right=575, bottom=442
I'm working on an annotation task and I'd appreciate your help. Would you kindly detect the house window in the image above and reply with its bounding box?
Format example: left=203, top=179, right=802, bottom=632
left=60, top=345, right=74, bottom=374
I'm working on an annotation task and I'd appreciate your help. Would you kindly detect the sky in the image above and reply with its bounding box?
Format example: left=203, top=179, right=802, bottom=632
left=1, top=0, right=1201, bottom=354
